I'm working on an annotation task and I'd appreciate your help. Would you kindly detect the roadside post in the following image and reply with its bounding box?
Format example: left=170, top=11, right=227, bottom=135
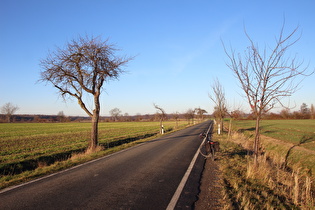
left=218, top=124, right=221, bottom=135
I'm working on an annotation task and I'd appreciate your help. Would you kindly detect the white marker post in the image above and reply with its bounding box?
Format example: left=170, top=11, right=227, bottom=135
left=218, top=124, right=221, bottom=135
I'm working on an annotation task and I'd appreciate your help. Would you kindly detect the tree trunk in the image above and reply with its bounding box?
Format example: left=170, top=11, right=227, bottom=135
left=6, top=115, right=11, bottom=123
left=89, top=112, right=99, bottom=150
left=253, top=115, right=261, bottom=165
left=89, top=92, right=101, bottom=151
left=228, top=119, right=232, bottom=139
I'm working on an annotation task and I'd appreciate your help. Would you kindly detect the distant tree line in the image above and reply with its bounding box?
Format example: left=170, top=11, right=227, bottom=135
left=0, top=107, right=210, bottom=123
left=2, top=102, right=313, bottom=123
left=109, top=107, right=208, bottom=124
left=273, top=103, right=315, bottom=120
left=219, top=103, right=315, bottom=120
left=0, top=114, right=82, bottom=123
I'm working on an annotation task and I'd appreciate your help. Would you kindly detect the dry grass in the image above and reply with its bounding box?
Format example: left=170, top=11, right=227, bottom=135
left=217, top=130, right=315, bottom=209
left=72, top=145, right=104, bottom=159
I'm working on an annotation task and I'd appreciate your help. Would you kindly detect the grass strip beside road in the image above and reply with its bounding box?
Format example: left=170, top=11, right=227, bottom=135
left=216, top=130, right=314, bottom=209
left=215, top=119, right=315, bottom=208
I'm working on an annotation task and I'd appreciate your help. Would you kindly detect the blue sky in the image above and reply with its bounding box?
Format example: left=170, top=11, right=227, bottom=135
left=1, top=0, right=314, bottom=116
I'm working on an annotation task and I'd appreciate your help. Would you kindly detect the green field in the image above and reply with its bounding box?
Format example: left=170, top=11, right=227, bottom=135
left=220, top=119, right=315, bottom=208
left=230, top=119, right=315, bottom=175
left=231, top=119, right=315, bottom=150
left=0, top=121, right=188, bottom=177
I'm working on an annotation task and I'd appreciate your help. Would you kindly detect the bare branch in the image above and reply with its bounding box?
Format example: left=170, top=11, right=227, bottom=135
left=223, top=22, right=314, bottom=162
left=153, top=103, right=166, bottom=133
left=1, top=102, right=19, bottom=122
left=39, top=35, right=133, bottom=150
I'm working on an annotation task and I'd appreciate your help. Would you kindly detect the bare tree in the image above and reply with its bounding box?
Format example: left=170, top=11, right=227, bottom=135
left=300, top=103, right=310, bottom=119
left=195, top=107, right=207, bottom=121
left=224, top=23, right=313, bottom=163
left=57, top=111, right=66, bottom=122
left=209, top=78, right=227, bottom=132
left=109, top=108, right=122, bottom=121
left=280, top=108, right=291, bottom=119
left=153, top=103, right=166, bottom=134
left=230, top=109, right=245, bottom=120
left=185, top=108, right=195, bottom=124
left=39, top=35, right=132, bottom=151
left=1, top=102, right=19, bottom=123
left=172, top=111, right=180, bottom=129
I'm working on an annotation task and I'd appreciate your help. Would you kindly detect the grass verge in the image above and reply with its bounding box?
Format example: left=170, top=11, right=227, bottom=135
left=216, top=131, right=315, bottom=209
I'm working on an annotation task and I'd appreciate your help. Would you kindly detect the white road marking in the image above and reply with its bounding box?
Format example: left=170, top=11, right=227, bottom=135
left=166, top=123, right=212, bottom=210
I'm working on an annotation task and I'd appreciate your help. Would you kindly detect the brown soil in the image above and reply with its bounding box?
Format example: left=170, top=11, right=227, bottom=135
left=195, top=158, right=224, bottom=209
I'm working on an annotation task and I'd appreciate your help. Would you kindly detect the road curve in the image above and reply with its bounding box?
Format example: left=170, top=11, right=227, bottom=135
left=0, top=121, right=212, bottom=210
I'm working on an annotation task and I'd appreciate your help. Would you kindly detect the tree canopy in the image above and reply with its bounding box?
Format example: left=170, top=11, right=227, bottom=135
left=40, top=35, right=132, bottom=150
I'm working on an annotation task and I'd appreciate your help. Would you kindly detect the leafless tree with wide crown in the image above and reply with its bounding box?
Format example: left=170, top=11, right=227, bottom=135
left=1, top=102, right=19, bottom=123
left=39, top=35, right=132, bottom=151
left=224, top=23, right=314, bottom=164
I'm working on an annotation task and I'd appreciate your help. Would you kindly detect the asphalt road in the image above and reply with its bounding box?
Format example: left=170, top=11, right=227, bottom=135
left=0, top=121, right=212, bottom=210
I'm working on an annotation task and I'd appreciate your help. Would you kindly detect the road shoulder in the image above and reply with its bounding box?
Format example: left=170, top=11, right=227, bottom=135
left=194, top=158, right=224, bottom=209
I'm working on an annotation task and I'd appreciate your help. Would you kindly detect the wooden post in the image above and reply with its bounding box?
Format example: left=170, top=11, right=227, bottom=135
left=228, top=119, right=232, bottom=139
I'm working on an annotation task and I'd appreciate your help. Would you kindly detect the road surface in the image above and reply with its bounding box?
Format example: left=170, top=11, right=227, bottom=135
left=0, top=121, right=212, bottom=209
